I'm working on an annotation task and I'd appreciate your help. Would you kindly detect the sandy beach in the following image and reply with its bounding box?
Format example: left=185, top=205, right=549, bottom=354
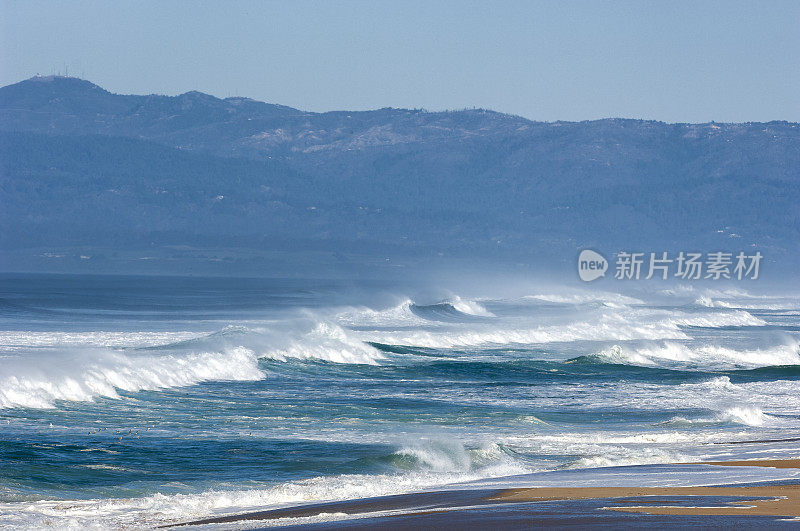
left=167, top=458, right=800, bottom=528
left=496, top=484, right=800, bottom=517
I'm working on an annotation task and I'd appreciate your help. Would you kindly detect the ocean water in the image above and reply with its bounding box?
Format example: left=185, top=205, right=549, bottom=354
left=1, top=273, right=799, bottom=528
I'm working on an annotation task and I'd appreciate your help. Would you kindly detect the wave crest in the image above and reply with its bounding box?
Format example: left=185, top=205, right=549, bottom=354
left=590, top=341, right=800, bottom=369
left=362, top=319, right=688, bottom=349
left=0, top=320, right=384, bottom=409
left=0, top=346, right=264, bottom=409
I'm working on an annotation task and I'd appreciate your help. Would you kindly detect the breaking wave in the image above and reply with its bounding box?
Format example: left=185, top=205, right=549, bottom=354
left=360, top=318, right=689, bottom=349
left=587, top=341, right=800, bottom=369
left=0, top=330, right=201, bottom=351
left=0, top=321, right=384, bottom=410
left=667, top=309, right=766, bottom=327
left=721, top=406, right=774, bottom=426
left=248, top=322, right=384, bottom=365
left=664, top=406, right=777, bottom=427
left=448, top=297, right=495, bottom=317
left=409, top=298, right=494, bottom=322
left=334, top=296, right=493, bottom=326
left=0, top=346, right=264, bottom=409
left=0, top=439, right=527, bottom=529
left=523, top=293, right=644, bottom=307
left=333, top=299, right=426, bottom=327
left=695, top=295, right=799, bottom=311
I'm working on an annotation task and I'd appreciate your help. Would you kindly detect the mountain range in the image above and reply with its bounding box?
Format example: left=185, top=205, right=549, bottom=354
left=1, top=75, right=798, bottom=277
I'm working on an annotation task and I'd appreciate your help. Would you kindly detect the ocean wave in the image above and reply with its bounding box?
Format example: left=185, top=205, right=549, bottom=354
left=667, top=310, right=766, bottom=327
left=664, top=406, right=777, bottom=427
left=661, top=286, right=756, bottom=298
left=117, top=320, right=383, bottom=365
left=523, top=292, right=643, bottom=306
left=568, top=449, right=690, bottom=470
left=255, top=321, right=384, bottom=364
left=510, top=431, right=712, bottom=446
left=0, top=331, right=201, bottom=351
left=0, top=440, right=527, bottom=529
left=0, top=321, right=384, bottom=409
left=695, top=295, right=798, bottom=311
left=409, top=301, right=494, bottom=322
left=0, top=346, right=264, bottom=409
left=360, top=319, right=689, bottom=349
left=588, top=341, right=800, bottom=369
left=697, top=375, right=739, bottom=390
left=333, top=296, right=493, bottom=327
left=721, top=406, right=774, bottom=426
left=392, top=440, right=515, bottom=473
left=501, top=432, right=697, bottom=471
left=333, top=299, right=427, bottom=327
left=447, top=297, right=494, bottom=317
left=347, top=304, right=762, bottom=349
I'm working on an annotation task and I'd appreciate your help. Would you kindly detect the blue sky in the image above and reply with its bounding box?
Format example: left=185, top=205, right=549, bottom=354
left=2, top=0, right=798, bottom=122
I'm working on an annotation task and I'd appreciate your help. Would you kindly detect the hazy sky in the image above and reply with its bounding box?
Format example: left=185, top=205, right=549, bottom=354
left=2, top=0, right=798, bottom=122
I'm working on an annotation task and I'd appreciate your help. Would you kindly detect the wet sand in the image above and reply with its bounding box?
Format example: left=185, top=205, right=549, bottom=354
left=702, top=458, right=800, bottom=469
left=167, top=458, right=800, bottom=528
left=496, top=459, right=800, bottom=517
left=495, top=483, right=800, bottom=517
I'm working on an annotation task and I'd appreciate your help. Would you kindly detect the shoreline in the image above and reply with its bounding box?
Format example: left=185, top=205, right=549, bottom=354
left=167, top=458, right=800, bottom=528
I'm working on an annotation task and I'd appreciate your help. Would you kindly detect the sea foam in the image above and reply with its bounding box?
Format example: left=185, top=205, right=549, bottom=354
left=0, top=320, right=384, bottom=409
left=594, top=341, right=800, bottom=369
left=0, top=346, right=264, bottom=409
left=0, top=439, right=527, bottom=529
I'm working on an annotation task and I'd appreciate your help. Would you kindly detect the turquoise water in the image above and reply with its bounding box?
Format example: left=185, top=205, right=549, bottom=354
left=1, top=274, right=799, bottom=528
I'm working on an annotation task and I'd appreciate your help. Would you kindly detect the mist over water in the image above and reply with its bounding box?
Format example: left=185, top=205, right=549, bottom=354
left=1, top=273, right=799, bottom=528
